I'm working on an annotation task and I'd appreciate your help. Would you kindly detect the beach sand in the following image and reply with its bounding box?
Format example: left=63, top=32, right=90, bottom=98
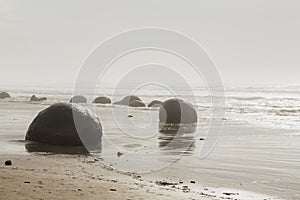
left=0, top=154, right=200, bottom=200
left=0, top=101, right=299, bottom=199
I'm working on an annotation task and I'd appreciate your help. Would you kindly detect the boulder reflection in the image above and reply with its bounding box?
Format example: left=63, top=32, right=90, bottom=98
left=25, top=141, right=101, bottom=155
left=158, top=123, right=196, bottom=155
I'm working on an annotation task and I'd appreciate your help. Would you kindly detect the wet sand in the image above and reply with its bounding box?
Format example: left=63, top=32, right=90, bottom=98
left=0, top=101, right=299, bottom=199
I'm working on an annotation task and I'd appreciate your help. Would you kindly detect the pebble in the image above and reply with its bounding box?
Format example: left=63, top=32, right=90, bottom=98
left=5, top=160, right=12, bottom=166
left=117, top=152, right=124, bottom=157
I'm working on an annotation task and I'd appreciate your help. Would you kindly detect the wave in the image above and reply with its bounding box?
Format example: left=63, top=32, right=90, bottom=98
left=230, top=96, right=265, bottom=101
left=275, top=109, right=300, bottom=116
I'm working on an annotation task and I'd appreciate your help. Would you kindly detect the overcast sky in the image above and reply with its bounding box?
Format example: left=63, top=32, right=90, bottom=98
left=0, top=0, right=299, bottom=88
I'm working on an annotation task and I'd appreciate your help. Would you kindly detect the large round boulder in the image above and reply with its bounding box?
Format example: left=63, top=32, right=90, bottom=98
left=30, top=95, right=47, bottom=102
left=113, top=95, right=141, bottom=106
left=129, top=100, right=146, bottom=107
left=159, top=98, right=197, bottom=124
left=93, top=96, right=111, bottom=104
left=148, top=100, right=162, bottom=107
left=0, top=92, right=10, bottom=99
left=25, top=103, right=102, bottom=147
left=70, top=95, right=87, bottom=103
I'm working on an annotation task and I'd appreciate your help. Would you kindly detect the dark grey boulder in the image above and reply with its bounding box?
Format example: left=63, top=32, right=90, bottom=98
left=25, top=103, right=102, bottom=147
left=92, top=96, right=111, bottom=104
left=70, top=95, right=87, bottom=103
left=159, top=98, right=197, bottom=124
left=38, top=97, right=47, bottom=101
left=31, top=95, right=38, bottom=101
left=148, top=100, right=162, bottom=107
left=0, top=92, right=10, bottom=99
left=129, top=100, right=146, bottom=107
left=113, top=95, right=141, bottom=106
left=30, top=95, right=47, bottom=101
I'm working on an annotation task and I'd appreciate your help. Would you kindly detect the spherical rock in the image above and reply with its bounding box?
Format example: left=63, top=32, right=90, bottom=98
left=31, top=95, right=38, bottom=101
left=0, top=92, right=10, bottom=99
left=113, top=95, right=141, bottom=106
left=31, top=95, right=47, bottom=101
left=148, top=100, right=162, bottom=107
left=129, top=100, right=146, bottom=107
left=38, top=97, right=47, bottom=101
left=92, top=96, right=111, bottom=104
left=159, top=98, right=197, bottom=124
left=70, top=95, right=87, bottom=103
left=25, top=103, right=102, bottom=147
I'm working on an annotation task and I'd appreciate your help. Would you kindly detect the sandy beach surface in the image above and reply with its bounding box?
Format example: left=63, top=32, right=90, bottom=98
left=0, top=154, right=201, bottom=200
left=0, top=91, right=299, bottom=200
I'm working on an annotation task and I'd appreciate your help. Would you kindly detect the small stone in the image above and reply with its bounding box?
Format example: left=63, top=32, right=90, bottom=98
left=110, top=188, right=117, bottom=191
left=128, top=115, right=133, bottom=118
left=199, top=138, right=205, bottom=141
left=117, top=152, right=123, bottom=157
left=223, top=192, right=239, bottom=196
left=24, top=181, right=30, bottom=184
left=190, top=180, right=196, bottom=184
left=5, top=160, right=12, bottom=166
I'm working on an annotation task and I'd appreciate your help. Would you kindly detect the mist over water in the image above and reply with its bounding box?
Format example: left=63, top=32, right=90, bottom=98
left=1, top=85, right=299, bottom=131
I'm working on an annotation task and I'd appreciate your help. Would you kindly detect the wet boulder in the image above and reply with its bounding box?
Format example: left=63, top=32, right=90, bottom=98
left=30, top=95, right=47, bottom=101
left=25, top=103, right=102, bottom=147
left=70, top=95, right=87, bottom=103
left=92, top=96, right=111, bottom=104
left=0, top=92, right=10, bottom=99
left=148, top=100, right=162, bottom=107
left=113, top=95, right=141, bottom=106
left=159, top=98, right=197, bottom=124
left=38, top=97, right=47, bottom=101
left=129, top=100, right=146, bottom=107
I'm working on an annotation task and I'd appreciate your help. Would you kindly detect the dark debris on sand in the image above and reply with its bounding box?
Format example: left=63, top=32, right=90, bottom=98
left=5, top=160, right=12, bottom=166
left=155, top=181, right=178, bottom=186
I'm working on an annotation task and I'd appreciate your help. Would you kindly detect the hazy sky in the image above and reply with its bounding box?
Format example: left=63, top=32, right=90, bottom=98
left=0, top=0, right=299, bottom=88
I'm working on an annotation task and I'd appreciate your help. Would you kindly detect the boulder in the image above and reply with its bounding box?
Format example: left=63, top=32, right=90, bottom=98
left=38, top=97, right=47, bottom=101
left=30, top=95, right=47, bottom=101
left=129, top=100, right=146, bottom=107
left=92, top=96, right=111, bottom=104
left=25, top=103, right=102, bottom=147
left=113, top=95, right=141, bottom=106
left=0, top=92, right=10, bottom=99
left=148, top=100, right=162, bottom=107
left=70, top=95, right=87, bottom=103
left=159, top=98, right=197, bottom=124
